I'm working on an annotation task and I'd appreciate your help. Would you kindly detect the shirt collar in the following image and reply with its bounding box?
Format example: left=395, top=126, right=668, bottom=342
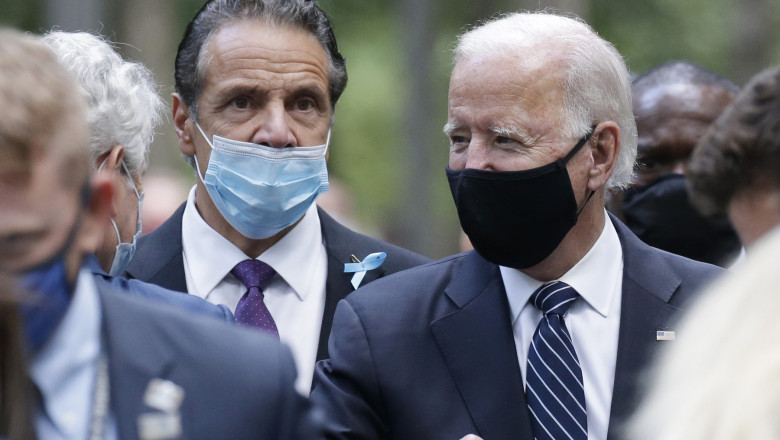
left=182, top=186, right=323, bottom=301
left=503, top=211, right=623, bottom=323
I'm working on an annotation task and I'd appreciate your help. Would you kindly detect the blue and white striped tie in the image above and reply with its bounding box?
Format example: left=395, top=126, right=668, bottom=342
left=526, top=281, right=587, bottom=440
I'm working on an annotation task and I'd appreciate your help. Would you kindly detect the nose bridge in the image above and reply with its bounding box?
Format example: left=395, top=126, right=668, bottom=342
left=464, top=137, right=493, bottom=170
left=251, top=101, right=297, bottom=148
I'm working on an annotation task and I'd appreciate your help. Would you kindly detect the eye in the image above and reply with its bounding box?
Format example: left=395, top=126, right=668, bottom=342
left=449, top=135, right=469, bottom=148
left=496, top=136, right=514, bottom=145
left=230, top=97, right=251, bottom=109
left=294, top=98, right=315, bottom=112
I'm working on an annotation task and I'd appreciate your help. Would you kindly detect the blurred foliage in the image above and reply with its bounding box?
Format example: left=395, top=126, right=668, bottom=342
left=1, top=0, right=779, bottom=257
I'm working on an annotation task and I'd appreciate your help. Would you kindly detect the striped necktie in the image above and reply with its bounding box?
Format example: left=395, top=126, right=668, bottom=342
left=526, top=281, right=587, bottom=440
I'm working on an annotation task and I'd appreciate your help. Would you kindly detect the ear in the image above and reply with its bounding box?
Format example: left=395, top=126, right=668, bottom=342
left=75, top=172, right=115, bottom=255
left=173, top=93, right=195, bottom=156
left=97, top=144, right=125, bottom=173
left=587, top=121, right=620, bottom=192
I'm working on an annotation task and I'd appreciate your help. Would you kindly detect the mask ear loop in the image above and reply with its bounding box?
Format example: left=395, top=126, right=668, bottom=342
left=192, top=122, right=215, bottom=185
left=119, top=161, right=143, bottom=238
left=564, top=125, right=598, bottom=217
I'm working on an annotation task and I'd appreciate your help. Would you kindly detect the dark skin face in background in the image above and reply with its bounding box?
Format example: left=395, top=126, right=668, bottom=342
left=607, top=82, right=734, bottom=219
left=632, top=82, right=735, bottom=186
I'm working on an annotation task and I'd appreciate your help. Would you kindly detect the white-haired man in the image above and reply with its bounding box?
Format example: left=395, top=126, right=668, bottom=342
left=42, top=31, right=233, bottom=321
left=311, top=12, right=722, bottom=440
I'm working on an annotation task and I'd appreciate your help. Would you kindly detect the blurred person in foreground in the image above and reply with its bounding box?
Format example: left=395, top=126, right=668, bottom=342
left=311, top=12, right=721, bottom=440
left=126, top=0, right=429, bottom=393
left=41, top=30, right=233, bottom=322
left=618, top=61, right=741, bottom=267
left=687, top=65, right=780, bottom=248
left=627, top=224, right=780, bottom=439
left=0, top=28, right=318, bottom=439
left=0, top=275, right=33, bottom=439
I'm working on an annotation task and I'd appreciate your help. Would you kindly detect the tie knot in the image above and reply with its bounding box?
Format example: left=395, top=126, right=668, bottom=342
left=231, top=259, right=275, bottom=291
left=530, top=281, right=578, bottom=316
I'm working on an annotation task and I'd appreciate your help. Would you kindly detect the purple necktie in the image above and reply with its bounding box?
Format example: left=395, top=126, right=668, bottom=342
left=231, top=259, right=279, bottom=338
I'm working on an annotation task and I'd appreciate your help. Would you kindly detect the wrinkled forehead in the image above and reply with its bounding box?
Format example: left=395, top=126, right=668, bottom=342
left=448, top=48, right=568, bottom=133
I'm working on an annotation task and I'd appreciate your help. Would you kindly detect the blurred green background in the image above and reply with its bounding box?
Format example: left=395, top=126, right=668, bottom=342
left=2, top=0, right=778, bottom=258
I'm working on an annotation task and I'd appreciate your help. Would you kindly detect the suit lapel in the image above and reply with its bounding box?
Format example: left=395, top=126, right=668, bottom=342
left=607, top=216, right=683, bottom=439
left=430, top=252, right=533, bottom=440
left=126, top=203, right=188, bottom=293
left=317, top=208, right=386, bottom=361
left=99, top=286, right=175, bottom=439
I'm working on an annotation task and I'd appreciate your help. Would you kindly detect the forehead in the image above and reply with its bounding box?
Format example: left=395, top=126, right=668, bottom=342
left=634, top=83, right=734, bottom=155
left=201, top=20, right=330, bottom=93
left=447, top=49, right=565, bottom=136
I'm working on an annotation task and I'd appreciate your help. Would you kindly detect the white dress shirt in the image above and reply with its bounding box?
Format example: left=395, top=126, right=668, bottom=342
left=501, top=211, right=623, bottom=440
left=30, top=267, right=117, bottom=440
left=181, top=186, right=327, bottom=394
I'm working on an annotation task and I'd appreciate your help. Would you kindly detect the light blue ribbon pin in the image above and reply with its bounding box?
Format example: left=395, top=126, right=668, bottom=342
left=343, top=252, right=387, bottom=289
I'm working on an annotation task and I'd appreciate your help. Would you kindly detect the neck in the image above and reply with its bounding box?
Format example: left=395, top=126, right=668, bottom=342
left=521, top=192, right=606, bottom=281
left=194, top=184, right=298, bottom=258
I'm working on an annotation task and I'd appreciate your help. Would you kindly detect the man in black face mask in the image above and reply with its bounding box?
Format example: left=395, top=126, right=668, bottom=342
left=616, top=61, right=742, bottom=267
left=0, top=29, right=319, bottom=440
left=312, top=13, right=723, bottom=440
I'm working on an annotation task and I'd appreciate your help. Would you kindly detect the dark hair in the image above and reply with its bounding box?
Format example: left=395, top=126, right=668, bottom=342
left=174, top=0, right=347, bottom=117
left=633, top=60, right=739, bottom=95
left=687, top=66, right=780, bottom=215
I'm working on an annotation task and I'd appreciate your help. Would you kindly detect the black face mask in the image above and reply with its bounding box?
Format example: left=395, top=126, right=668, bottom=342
left=447, top=128, right=595, bottom=269
left=622, top=174, right=741, bottom=267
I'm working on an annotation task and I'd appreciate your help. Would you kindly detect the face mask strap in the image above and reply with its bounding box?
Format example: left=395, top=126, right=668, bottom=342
left=567, top=125, right=599, bottom=217
left=195, top=121, right=215, bottom=150
left=576, top=190, right=596, bottom=217
left=562, top=125, right=597, bottom=164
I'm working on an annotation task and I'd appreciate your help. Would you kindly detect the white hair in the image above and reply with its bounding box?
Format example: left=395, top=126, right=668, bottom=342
left=627, top=225, right=780, bottom=439
left=41, top=31, right=165, bottom=178
left=453, top=12, right=637, bottom=190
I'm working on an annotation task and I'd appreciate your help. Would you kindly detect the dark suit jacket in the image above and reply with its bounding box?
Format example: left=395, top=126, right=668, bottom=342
left=310, top=216, right=723, bottom=440
left=97, top=280, right=320, bottom=439
left=126, top=204, right=430, bottom=360
left=86, top=255, right=234, bottom=322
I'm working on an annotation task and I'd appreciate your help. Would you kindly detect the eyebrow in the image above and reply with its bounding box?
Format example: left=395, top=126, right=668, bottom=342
left=489, top=125, right=538, bottom=144
left=442, top=122, right=460, bottom=137
left=215, top=84, right=266, bottom=102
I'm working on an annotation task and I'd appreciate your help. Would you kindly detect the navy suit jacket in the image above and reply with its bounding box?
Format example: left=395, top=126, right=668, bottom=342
left=126, top=204, right=430, bottom=360
left=86, top=255, right=233, bottom=322
left=310, top=216, right=723, bottom=440
left=96, top=280, right=320, bottom=439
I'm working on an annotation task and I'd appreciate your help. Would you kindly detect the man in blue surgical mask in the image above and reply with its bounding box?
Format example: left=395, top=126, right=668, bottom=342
left=126, top=0, right=429, bottom=394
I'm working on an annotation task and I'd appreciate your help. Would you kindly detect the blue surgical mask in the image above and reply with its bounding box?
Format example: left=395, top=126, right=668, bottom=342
left=194, top=123, right=330, bottom=239
left=98, top=159, right=144, bottom=276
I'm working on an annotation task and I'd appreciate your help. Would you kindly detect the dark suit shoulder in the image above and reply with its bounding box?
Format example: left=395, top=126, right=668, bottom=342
left=101, top=284, right=281, bottom=370
left=317, top=207, right=431, bottom=274
left=93, top=273, right=233, bottom=322
left=126, top=203, right=188, bottom=292
left=344, top=252, right=469, bottom=317
left=613, top=213, right=724, bottom=308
